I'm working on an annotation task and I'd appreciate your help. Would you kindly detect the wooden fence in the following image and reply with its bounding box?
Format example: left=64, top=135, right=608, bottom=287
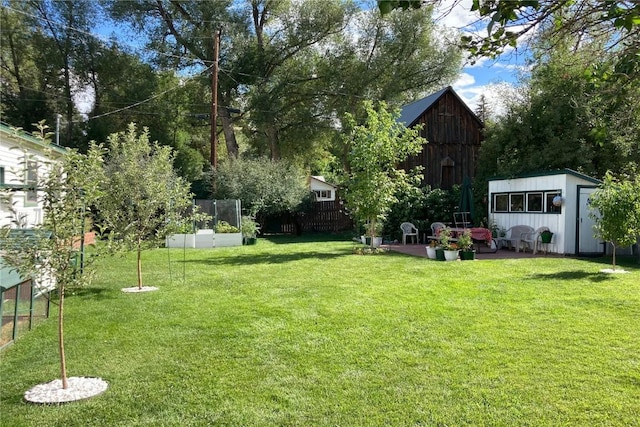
left=261, top=200, right=354, bottom=235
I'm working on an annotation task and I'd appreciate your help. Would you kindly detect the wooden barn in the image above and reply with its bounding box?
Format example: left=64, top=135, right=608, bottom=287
left=398, top=86, right=483, bottom=189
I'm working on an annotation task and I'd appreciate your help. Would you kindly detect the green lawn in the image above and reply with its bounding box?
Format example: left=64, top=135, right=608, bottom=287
left=1, top=236, right=639, bottom=426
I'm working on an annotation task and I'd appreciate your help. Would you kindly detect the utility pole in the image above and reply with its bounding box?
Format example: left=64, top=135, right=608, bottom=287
left=210, top=28, right=222, bottom=170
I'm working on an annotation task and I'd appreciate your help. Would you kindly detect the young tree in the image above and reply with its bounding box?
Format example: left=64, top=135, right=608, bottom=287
left=588, top=172, right=640, bottom=270
left=342, top=101, right=424, bottom=247
left=92, top=123, right=206, bottom=290
left=0, top=123, right=106, bottom=399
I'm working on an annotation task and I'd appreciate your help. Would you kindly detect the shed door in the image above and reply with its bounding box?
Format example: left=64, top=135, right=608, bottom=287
left=578, top=187, right=602, bottom=254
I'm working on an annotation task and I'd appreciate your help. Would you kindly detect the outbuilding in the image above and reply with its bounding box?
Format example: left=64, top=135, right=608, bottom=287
left=488, top=169, right=602, bottom=255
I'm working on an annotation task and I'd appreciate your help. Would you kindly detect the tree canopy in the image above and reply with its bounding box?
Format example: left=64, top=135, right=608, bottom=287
left=342, top=100, right=424, bottom=244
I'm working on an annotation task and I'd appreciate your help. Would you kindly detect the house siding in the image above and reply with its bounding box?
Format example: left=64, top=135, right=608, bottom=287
left=0, top=124, right=66, bottom=228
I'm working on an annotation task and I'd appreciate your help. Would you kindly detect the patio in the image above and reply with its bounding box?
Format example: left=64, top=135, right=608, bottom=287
left=384, top=243, right=563, bottom=260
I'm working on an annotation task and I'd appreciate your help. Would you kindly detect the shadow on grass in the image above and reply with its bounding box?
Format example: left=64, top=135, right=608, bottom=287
left=73, top=286, right=115, bottom=300
left=179, top=246, right=406, bottom=267
left=577, top=255, right=639, bottom=271
left=181, top=250, right=351, bottom=267
left=529, top=270, right=618, bottom=283
left=261, top=233, right=354, bottom=245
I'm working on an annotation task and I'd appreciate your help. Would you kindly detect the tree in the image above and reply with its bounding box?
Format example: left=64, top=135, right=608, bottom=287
left=0, top=122, right=105, bottom=396
left=476, top=39, right=640, bottom=181
left=342, top=101, right=424, bottom=246
left=588, top=172, right=640, bottom=270
left=378, top=1, right=640, bottom=67
left=92, top=123, right=206, bottom=290
left=211, top=157, right=312, bottom=218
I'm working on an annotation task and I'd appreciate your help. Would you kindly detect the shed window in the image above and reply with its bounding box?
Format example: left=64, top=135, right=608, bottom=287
left=527, top=193, right=543, bottom=212
left=314, top=190, right=332, bottom=200
left=494, top=194, right=508, bottom=212
left=510, top=193, right=524, bottom=211
left=546, top=192, right=561, bottom=213
left=491, top=190, right=562, bottom=213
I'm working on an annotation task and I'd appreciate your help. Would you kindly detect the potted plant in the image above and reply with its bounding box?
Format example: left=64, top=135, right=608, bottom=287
left=540, top=230, right=553, bottom=244
left=426, top=240, right=440, bottom=259
left=458, top=229, right=476, bottom=260
left=438, top=227, right=459, bottom=261
left=362, top=222, right=384, bottom=248
left=241, top=216, right=260, bottom=245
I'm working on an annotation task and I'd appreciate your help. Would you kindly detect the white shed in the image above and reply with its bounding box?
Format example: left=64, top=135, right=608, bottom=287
left=488, top=169, right=602, bottom=255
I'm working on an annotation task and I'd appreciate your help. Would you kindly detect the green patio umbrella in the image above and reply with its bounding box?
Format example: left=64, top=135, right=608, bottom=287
left=458, top=176, right=475, bottom=226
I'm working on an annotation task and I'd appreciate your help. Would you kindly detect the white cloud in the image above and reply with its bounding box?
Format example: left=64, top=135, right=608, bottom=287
left=453, top=72, right=475, bottom=88
left=434, top=0, right=481, bottom=31
left=452, top=78, right=516, bottom=118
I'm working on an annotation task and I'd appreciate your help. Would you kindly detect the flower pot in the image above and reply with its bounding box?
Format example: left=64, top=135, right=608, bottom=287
left=364, top=236, right=382, bottom=247
left=540, top=231, right=553, bottom=244
left=426, top=246, right=438, bottom=259
left=435, top=248, right=445, bottom=261
left=444, top=249, right=459, bottom=261
left=243, top=236, right=257, bottom=245
left=460, top=249, right=476, bottom=260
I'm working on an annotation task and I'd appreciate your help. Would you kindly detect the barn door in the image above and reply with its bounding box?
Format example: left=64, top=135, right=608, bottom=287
left=578, top=187, right=602, bottom=254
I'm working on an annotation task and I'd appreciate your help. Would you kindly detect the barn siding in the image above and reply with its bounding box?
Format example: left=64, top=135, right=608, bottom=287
left=400, top=90, right=483, bottom=190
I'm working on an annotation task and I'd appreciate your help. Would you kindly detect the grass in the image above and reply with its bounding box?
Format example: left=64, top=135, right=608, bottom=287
left=1, top=235, right=639, bottom=426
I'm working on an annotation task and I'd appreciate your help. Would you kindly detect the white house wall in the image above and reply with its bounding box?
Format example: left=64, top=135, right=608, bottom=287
left=309, top=178, right=336, bottom=202
left=0, top=131, right=63, bottom=229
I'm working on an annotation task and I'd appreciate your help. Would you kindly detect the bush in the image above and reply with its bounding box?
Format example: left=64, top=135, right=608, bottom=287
left=215, top=220, right=240, bottom=233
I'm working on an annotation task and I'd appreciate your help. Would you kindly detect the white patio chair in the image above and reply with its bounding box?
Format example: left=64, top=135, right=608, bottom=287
left=521, top=226, right=550, bottom=254
left=498, top=225, right=534, bottom=252
left=400, top=222, right=419, bottom=245
left=426, top=222, right=446, bottom=244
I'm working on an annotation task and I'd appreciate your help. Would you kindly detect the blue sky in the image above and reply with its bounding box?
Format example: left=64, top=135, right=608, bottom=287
left=432, top=0, right=532, bottom=115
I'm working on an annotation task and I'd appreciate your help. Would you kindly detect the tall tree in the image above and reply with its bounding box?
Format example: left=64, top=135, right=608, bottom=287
left=379, top=1, right=640, bottom=69
left=476, top=38, right=640, bottom=181
left=92, top=124, right=206, bottom=290
left=0, top=123, right=104, bottom=393
left=104, top=0, right=247, bottom=159
left=342, top=101, right=424, bottom=246
left=589, top=171, right=640, bottom=270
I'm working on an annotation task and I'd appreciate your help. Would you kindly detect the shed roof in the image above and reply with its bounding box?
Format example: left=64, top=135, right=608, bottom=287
left=398, top=86, right=483, bottom=128
left=488, top=168, right=601, bottom=185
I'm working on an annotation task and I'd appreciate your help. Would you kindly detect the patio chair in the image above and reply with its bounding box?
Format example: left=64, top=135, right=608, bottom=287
left=427, top=222, right=446, bottom=243
left=520, top=226, right=550, bottom=254
left=497, top=225, right=534, bottom=252
left=400, top=222, right=419, bottom=245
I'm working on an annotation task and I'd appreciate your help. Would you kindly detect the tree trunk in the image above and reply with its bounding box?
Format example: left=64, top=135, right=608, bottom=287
left=612, top=242, right=617, bottom=270
left=58, top=283, right=68, bottom=389
left=220, top=107, right=239, bottom=158
left=137, top=242, right=143, bottom=289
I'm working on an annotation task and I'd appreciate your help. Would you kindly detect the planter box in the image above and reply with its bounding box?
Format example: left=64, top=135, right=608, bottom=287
left=215, top=232, right=242, bottom=247
left=166, top=233, right=195, bottom=248
left=194, top=229, right=215, bottom=248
